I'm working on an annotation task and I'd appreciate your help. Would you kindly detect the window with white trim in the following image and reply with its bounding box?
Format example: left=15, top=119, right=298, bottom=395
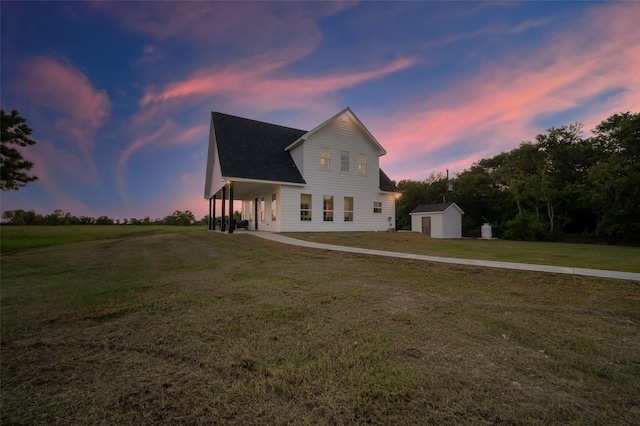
left=341, top=151, right=349, bottom=172
left=358, top=154, right=367, bottom=175
left=271, top=194, right=276, bottom=221
left=344, top=197, right=354, bottom=222
left=321, top=148, right=330, bottom=171
left=373, top=201, right=382, bottom=214
left=323, top=195, right=334, bottom=222
left=300, top=194, right=312, bottom=221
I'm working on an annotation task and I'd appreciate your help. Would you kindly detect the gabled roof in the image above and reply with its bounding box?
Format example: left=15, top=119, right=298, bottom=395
left=211, top=110, right=396, bottom=192
left=410, top=202, right=464, bottom=214
left=284, top=107, right=387, bottom=155
left=212, top=112, right=306, bottom=184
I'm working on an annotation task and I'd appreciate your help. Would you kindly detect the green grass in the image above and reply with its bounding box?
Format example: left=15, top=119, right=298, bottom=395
left=1, top=229, right=639, bottom=424
left=284, top=232, right=640, bottom=273
left=0, top=225, right=205, bottom=252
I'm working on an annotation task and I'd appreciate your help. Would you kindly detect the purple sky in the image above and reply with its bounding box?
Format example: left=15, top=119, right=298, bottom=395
left=1, top=1, right=638, bottom=220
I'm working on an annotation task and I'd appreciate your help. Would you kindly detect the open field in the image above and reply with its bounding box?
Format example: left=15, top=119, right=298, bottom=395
left=0, top=225, right=206, bottom=252
left=2, top=229, right=639, bottom=424
left=285, top=232, right=640, bottom=273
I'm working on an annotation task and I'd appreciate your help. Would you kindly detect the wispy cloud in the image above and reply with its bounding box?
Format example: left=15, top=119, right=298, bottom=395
left=141, top=57, right=415, bottom=109
left=13, top=56, right=111, bottom=180
left=375, top=2, right=640, bottom=180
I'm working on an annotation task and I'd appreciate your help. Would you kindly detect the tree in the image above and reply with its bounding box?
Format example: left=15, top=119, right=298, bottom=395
left=164, top=210, right=196, bottom=226
left=587, top=112, right=640, bottom=241
left=1, top=109, right=38, bottom=190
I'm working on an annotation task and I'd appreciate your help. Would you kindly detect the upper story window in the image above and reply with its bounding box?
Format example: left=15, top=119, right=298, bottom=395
left=358, top=154, right=367, bottom=175
left=321, top=148, right=330, bottom=171
left=341, top=151, right=349, bottom=173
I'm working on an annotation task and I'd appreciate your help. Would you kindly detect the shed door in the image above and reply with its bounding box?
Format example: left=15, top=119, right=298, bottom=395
left=421, top=216, right=431, bottom=236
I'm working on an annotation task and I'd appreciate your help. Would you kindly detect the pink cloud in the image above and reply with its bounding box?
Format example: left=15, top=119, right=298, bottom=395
left=14, top=56, right=111, bottom=153
left=12, top=56, right=111, bottom=183
left=141, top=57, right=415, bottom=112
left=373, top=2, right=640, bottom=181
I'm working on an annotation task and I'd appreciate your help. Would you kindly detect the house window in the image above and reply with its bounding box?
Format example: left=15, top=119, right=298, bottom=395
left=341, top=151, right=349, bottom=172
left=344, top=197, right=354, bottom=222
left=373, top=201, right=382, bottom=214
left=321, top=148, right=330, bottom=171
left=260, top=197, right=265, bottom=221
left=323, top=196, right=334, bottom=221
left=300, top=194, right=312, bottom=221
left=358, top=154, right=367, bottom=175
left=271, top=194, right=276, bottom=221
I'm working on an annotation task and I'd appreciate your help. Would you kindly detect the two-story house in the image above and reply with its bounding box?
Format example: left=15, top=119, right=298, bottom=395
left=204, top=108, right=397, bottom=232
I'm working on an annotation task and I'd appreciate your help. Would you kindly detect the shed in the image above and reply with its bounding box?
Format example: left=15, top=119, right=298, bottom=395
left=409, top=202, right=464, bottom=238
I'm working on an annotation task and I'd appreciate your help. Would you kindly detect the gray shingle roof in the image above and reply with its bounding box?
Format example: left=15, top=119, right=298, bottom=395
left=213, top=112, right=307, bottom=184
left=410, top=202, right=455, bottom=213
left=213, top=112, right=396, bottom=191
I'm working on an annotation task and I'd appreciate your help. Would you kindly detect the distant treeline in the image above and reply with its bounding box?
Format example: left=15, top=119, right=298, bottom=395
left=396, top=112, right=639, bottom=243
left=1, top=209, right=203, bottom=226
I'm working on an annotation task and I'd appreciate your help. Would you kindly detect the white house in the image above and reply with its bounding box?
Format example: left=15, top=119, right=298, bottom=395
left=410, top=202, right=464, bottom=238
left=204, top=108, right=397, bottom=233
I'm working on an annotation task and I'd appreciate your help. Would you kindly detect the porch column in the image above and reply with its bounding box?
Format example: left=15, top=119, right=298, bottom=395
left=221, top=186, right=227, bottom=232
left=228, top=181, right=235, bottom=233
left=208, top=197, right=212, bottom=230
left=212, top=194, right=217, bottom=230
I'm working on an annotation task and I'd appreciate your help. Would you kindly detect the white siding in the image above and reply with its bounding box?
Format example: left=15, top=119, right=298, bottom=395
left=239, top=185, right=282, bottom=232
left=279, top=116, right=395, bottom=232
left=410, top=208, right=463, bottom=238
left=442, top=209, right=462, bottom=238
left=290, top=145, right=304, bottom=177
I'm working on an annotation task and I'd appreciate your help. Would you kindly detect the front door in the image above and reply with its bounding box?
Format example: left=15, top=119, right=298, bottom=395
left=421, top=216, right=431, bottom=236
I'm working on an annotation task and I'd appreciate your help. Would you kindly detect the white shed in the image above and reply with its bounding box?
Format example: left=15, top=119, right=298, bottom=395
left=409, top=202, right=464, bottom=238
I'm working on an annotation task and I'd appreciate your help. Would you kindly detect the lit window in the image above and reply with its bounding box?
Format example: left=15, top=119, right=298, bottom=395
left=323, top=196, right=334, bottom=221
left=358, top=154, right=367, bottom=175
left=260, top=198, right=265, bottom=221
left=341, top=151, right=349, bottom=172
left=321, top=148, right=330, bottom=171
left=271, top=194, right=276, bottom=221
left=300, top=194, right=312, bottom=221
left=373, top=201, right=382, bottom=214
left=344, top=197, right=354, bottom=222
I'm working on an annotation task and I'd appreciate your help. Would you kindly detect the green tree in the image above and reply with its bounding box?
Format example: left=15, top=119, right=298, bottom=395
left=587, top=112, right=640, bottom=241
left=164, top=210, right=196, bottom=226
left=1, top=109, right=38, bottom=191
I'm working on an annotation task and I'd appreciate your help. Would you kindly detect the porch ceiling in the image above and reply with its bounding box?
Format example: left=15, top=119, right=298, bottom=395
left=214, top=180, right=285, bottom=200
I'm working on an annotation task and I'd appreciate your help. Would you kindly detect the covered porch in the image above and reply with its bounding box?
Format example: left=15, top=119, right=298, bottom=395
left=207, top=179, right=287, bottom=233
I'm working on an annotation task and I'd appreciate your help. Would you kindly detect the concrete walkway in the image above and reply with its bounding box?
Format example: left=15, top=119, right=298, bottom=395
left=247, top=232, right=640, bottom=282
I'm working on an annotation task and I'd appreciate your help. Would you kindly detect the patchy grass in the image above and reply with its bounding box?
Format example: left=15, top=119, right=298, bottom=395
left=284, top=232, right=640, bottom=273
left=0, top=225, right=205, bottom=252
left=1, top=230, right=639, bottom=424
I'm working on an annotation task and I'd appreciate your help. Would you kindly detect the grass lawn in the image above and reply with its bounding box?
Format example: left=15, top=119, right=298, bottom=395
left=1, top=229, right=639, bottom=424
left=285, top=232, right=640, bottom=273
left=0, top=225, right=206, bottom=252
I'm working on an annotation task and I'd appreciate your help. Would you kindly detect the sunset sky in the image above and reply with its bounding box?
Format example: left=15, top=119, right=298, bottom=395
left=2, top=1, right=639, bottom=220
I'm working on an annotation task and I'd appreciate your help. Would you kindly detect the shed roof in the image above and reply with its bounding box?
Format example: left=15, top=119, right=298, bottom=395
left=410, top=202, right=463, bottom=214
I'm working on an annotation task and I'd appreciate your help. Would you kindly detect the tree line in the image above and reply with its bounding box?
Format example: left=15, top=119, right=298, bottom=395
left=396, top=112, right=639, bottom=243
left=1, top=209, right=201, bottom=226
